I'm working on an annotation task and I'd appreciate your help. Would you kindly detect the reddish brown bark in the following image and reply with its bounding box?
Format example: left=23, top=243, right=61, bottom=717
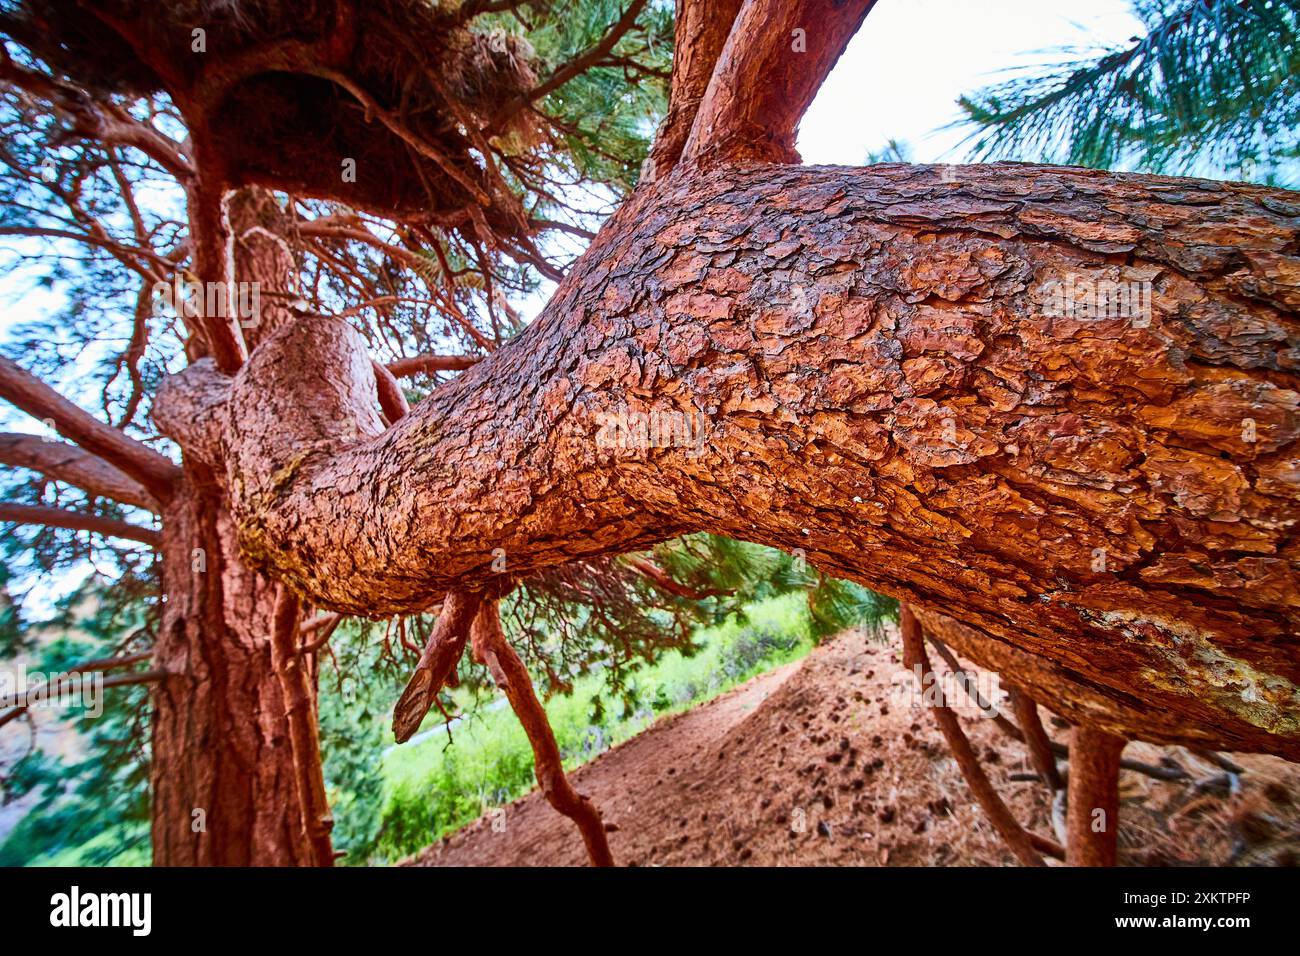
left=155, top=161, right=1300, bottom=760
left=1009, top=687, right=1064, bottom=793
left=149, top=468, right=333, bottom=865
left=0, top=502, right=159, bottom=547
left=900, top=605, right=1050, bottom=866
left=148, top=191, right=334, bottom=866
left=268, top=588, right=336, bottom=866
left=681, top=0, right=878, bottom=165
left=646, top=0, right=745, bottom=177
left=0, top=433, right=159, bottom=511
left=1065, top=726, right=1127, bottom=867
left=470, top=597, right=615, bottom=867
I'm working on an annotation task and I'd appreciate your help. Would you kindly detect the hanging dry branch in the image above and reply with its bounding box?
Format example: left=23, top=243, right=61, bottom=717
left=392, top=589, right=483, bottom=743
left=471, top=596, right=615, bottom=867
left=901, top=604, right=1053, bottom=866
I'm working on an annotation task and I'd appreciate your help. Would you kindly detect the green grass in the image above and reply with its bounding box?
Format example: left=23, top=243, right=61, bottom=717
left=26, top=825, right=149, bottom=867
left=369, top=593, right=816, bottom=864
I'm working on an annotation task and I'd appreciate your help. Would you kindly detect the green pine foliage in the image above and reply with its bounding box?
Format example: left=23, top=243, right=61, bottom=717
left=957, top=0, right=1300, bottom=183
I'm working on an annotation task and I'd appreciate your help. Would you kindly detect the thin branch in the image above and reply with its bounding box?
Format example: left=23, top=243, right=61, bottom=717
left=0, top=502, right=160, bottom=546
left=0, top=357, right=180, bottom=501
left=0, top=432, right=159, bottom=511
left=386, top=354, right=481, bottom=377
left=471, top=596, right=615, bottom=866
left=900, top=604, right=1050, bottom=866
left=0, top=668, right=165, bottom=711
left=486, top=0, right=650, bottom=137
left=623, top=555, right=733, bottom=599
left=1008, top=686, right=1065, bottom=793
left=268, top=587, right=336, bottom=866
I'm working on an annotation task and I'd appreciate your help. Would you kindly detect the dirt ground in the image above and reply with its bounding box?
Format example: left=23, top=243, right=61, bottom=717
left=408, top=628, right=1300, bottom=867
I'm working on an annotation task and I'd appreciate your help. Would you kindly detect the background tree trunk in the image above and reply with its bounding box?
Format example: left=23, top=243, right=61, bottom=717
left=150, top=467, right=332, bottom=865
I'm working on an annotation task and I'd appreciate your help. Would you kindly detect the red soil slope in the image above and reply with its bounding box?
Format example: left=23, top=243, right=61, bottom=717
left=409, top=630, right=1300, bottom=867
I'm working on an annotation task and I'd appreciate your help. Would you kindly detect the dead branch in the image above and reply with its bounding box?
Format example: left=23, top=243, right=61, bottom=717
left=927, top=636, right=1023, bottom=744
left=487, top=0, right=650, bottom=138
left=623, top=555, right=734, bottom=599
left=471, top=596, right=615, bottom=866
left=900, top=604, right=1048, bottom=866
left=392, top=589, right=483, bottom=743
left=0, top=667, right=165, bottom=711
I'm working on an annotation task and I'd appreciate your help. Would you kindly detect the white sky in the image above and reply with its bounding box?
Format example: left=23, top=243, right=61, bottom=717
left=799, top=0, right=1145, bottom=165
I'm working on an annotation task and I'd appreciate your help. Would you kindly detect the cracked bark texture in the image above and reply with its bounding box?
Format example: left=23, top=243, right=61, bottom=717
left=150, top=468, right=331, bottom=865
left=154, top=161, right=1300, bottom=759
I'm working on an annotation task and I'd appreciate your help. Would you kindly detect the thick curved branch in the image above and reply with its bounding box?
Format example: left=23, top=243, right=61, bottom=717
left=681, top=0, right=878, bottom=165
left=0, top=356, right=180, bottom=501
left=0, top=502, right=160, bottom=546
left=0, top=433, right=158, bottom=511
left=154, top=162, right=1300, bottom=759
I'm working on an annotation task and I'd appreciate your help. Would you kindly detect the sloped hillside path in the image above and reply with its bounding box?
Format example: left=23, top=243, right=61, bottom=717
left=408, top=632, right=1300, bottom=867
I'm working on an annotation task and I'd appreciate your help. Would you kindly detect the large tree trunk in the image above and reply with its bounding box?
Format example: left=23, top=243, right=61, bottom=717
left=155, top=161, right=1300, bottom=762
left=150, top=466, right=333, bottom=865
